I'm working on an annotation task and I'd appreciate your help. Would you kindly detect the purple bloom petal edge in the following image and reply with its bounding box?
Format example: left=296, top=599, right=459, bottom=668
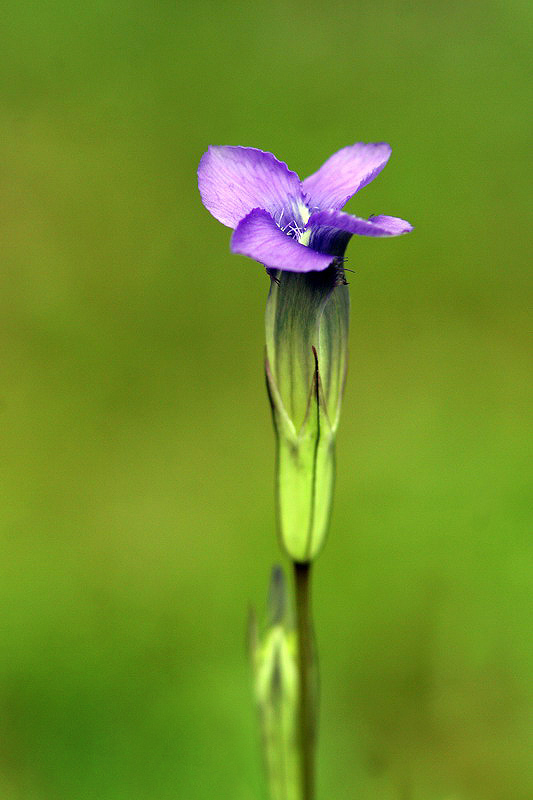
left=198, top=145, right=305, bottom=229
left=308, top=208, right=413, bottom=239
left=232, top=209, right=333, bottom=273
left=303, top=142, right=392, bottom=212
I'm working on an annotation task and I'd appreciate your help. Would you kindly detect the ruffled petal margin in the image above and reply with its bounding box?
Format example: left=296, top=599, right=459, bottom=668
left=306, top=209, right=413, bottom=255
left=198, top=145, right=305, bottom=229
left=303, top=142, right=392, bottom=212
left=231, top=209, right=334, bottom=273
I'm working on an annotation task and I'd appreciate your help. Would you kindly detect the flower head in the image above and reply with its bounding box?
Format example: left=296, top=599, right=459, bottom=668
left=197, top=143, right=413, bottom=562
left=198, top=142, right=413, bottom=273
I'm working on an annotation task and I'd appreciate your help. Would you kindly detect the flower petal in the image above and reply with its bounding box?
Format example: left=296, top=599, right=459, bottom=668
left=231, top=209, right=334, bottom=273
left=367, top=214, right=415, bottom=234
left=302, top=142, right=392, bottom=211
left=198, top=145, right=306, bottom=229
left=306, top=209, right=413, bottom=255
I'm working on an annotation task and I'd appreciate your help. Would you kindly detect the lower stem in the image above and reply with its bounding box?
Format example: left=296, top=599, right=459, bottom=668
left=293, top=561, right=316, bottom=800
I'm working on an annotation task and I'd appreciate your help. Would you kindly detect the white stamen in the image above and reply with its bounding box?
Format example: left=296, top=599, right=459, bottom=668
left=275, top=201, right=312, bottom=244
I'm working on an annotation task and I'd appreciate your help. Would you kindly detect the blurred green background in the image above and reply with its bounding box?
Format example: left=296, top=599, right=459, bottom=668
left=1, top=1, right=531, bottom=798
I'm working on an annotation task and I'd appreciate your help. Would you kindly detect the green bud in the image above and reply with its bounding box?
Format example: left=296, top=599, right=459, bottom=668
left=265, top=263, right=350, bottom=562
left=249, top=566, right=300, bottom=800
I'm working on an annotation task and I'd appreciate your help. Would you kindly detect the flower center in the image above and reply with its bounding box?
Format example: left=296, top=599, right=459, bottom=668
left=276, top=201, right=311, bottom=246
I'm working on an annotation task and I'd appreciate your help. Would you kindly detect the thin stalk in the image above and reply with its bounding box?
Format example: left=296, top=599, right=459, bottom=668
left=293, top=561, right=316, bottom=800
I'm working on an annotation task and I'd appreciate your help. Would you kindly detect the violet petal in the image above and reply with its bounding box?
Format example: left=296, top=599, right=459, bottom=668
left=367, top=214, right=415, bottom=234
left=306, top=209, right=413, bottom=255
left=198, top=145, right=305, bottom=229
left=231, top=209, right=333, bottom=273
left=303, top=142, right=392, bottom=211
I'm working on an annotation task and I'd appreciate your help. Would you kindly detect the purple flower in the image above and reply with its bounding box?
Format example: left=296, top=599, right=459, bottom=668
left=198, top=143, right=413, bottom=273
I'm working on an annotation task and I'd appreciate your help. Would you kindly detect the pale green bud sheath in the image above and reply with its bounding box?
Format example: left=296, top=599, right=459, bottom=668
left=265, top=262, right=350, bottom=563
left=249, top=567, right=301, bottom=800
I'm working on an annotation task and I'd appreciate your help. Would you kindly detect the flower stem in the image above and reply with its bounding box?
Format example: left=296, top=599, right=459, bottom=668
left=293, top=561, right=316, bottom=800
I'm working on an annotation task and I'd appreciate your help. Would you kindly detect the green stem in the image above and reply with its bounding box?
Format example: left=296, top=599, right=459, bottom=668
left=293, top=561, right=316, bottom=800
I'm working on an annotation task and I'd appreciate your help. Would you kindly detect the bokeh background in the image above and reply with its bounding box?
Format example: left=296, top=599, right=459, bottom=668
left=1, top=1, right=531, bottom=798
